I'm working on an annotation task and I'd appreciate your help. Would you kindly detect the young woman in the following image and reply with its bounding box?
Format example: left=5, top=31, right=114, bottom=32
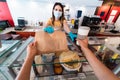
left=44, top=2, right=77, bottom=41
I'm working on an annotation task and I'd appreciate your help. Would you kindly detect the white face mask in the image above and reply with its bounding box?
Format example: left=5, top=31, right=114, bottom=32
left=54, top=10, right=62, bottom=20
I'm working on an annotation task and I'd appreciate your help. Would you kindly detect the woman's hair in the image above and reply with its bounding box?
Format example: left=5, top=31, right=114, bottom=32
left=52, top=2, right=65, bottom=26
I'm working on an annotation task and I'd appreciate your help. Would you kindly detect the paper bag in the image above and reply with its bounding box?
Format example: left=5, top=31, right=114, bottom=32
left=35, top=31, right=68, bottom=53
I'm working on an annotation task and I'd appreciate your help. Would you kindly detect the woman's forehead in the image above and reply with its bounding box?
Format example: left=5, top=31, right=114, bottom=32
left=54, top=5, right=62, bottom=10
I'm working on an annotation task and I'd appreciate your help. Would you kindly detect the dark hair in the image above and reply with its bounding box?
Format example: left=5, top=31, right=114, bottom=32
left=52, top=2, right=65, bottom=26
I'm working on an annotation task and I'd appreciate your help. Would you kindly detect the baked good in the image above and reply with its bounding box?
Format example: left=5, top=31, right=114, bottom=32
left=54, top=58, right=63, bottom=74
left=59, top=51, right=81, bottom=70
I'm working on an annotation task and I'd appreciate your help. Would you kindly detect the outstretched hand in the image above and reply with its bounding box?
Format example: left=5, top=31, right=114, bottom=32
left=26, top=41, right=38, bottom=59
left=44, top=26, right=54, bottom=34
left=16, top=41, right=38, bottom=80
left=77, top=38, right=88, bottom=49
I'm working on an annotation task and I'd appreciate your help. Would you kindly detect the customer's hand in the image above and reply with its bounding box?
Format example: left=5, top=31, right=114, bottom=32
left=44, top=26, right=54, bottom=34
left=77, top=38, right=88, bottom=49
left=26, top=41, right=38, bottom=59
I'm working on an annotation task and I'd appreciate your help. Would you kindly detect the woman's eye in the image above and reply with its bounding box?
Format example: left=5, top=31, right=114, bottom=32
left=59, top=10, right=62, bottom=12
left=55, top=9, right=62, bottom=12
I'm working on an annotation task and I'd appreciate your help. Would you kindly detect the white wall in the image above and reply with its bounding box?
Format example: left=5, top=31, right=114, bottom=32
left=115, top=15, right=120, bottom=31
left=7, top=0, right=103, bottom=26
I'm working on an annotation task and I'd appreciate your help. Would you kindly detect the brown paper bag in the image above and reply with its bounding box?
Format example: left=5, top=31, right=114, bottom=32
left=35, top=31, right=68, bottom=53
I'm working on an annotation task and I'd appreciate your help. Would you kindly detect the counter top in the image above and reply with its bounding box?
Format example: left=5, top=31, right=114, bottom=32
left=96, top=32, right=120, bottom=36
left=71, top=29, right=120, bottom=37
left=0, top=26, right=43, bottom=34
left=1, top=27, right=120, bottom=37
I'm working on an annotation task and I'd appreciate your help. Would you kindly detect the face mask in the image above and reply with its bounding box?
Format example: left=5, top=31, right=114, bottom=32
left=54, top=10, right=62, bottom=20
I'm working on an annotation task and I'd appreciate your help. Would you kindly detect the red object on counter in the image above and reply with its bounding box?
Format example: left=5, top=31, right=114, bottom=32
left=0, top=2, right=14, bottom=26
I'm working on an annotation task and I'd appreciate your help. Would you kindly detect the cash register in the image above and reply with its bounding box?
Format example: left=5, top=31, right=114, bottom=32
left=15, top=17, right=26, bottom=30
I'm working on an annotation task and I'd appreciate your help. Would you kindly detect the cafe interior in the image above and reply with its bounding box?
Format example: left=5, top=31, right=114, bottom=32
left=0, top=0, right=120, bottom=80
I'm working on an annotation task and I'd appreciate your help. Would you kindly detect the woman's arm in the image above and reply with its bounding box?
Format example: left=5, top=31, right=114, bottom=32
left=77, top=39, right=120, bottom=80
left=44, top=19, right=53, bottom=28
left=63, top=20, right=71, bottom=33
left=15, top=42, right=38, bottom=80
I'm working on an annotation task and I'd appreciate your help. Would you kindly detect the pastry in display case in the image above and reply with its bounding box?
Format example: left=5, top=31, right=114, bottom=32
left=59, top=51, right=81, bottom=71
left=53, top=58, right=63, bottom=75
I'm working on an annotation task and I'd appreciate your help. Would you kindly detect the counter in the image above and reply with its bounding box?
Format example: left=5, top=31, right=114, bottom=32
left=0, top=26, right=42, bottom=38
left=71, top=28, right=120, bottom=37
left=0, top=36, right=120, bottom=80
left=0, top=27, right=120, bottom=80
left=0, top=26, right=43, bottom=34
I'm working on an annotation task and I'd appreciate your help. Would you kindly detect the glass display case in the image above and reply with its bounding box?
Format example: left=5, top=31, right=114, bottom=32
left=94, top=37, right=120, bottom=76
left=0, top=36, right=120, bottom=80
left=0, top=37, right=34, bottom=80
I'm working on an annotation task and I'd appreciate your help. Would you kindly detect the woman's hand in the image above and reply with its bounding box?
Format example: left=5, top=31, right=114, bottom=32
left=26, top=41, right=38, bottom=59
left=68, top=32, right=77, bottom=41
left=44, top=26, right=54, bottom=34
left=77, top=38, right=88, bottom=50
